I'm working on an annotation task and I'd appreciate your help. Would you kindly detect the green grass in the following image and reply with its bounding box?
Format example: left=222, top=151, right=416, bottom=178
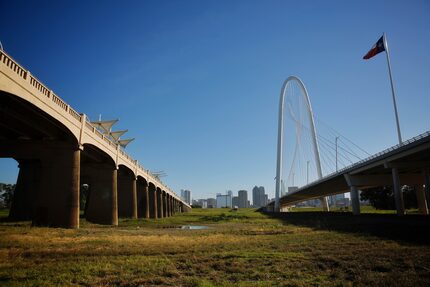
left=0, top=208, right=429, bottom=286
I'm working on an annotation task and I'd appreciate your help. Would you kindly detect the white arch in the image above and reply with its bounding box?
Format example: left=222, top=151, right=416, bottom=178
left=275, top=76, right=329, bottom=212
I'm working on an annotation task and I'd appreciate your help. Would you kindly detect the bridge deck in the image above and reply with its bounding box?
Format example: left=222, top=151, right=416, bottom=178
left=275, top=131, right=430, bottom=206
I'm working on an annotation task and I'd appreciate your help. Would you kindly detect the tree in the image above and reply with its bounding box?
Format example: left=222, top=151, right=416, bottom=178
left=360, top=185, right=418, bottom=210
left=361, top=186, right=395, bottom=210
left=0, top=183, right=16, bottom=208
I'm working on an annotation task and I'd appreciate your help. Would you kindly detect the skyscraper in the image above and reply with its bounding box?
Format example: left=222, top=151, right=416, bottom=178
left=252, top=186, right=266, bottom=207
left=181, top=189, right=191, bottom=205
left=232, top=196, right=239, bottom=208
left=216, top=192, right=232, bottom=208
left=238, top=190, right=248, bottom=208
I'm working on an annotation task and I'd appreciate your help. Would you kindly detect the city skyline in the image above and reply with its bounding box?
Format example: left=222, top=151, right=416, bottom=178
left=1, top=1, right=430, bottom=200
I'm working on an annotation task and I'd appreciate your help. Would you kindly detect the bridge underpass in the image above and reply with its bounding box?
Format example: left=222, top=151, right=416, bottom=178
left=267, top=132, right=430, bottom=216
left=0, top=50, right=191, bottom=228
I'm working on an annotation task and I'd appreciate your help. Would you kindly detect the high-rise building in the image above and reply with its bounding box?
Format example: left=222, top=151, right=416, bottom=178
left=181, top=189, right=191, bottom=205
left=238, top=190, right=248, bottom=208
left=216, top=192, right=232, bottom=208
left=232, top=196, right=239, bottom=208
left=252, top=186, right=266, bottom=207
left=207, top=198, right=216, bottom=208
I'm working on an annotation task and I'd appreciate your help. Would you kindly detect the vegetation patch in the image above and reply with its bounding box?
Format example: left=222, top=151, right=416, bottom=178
left=0, top=208, right=429, bottom=286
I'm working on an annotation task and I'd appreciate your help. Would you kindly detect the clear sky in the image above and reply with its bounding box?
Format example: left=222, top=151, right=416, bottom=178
left=1, top=0, right=430, bottom=201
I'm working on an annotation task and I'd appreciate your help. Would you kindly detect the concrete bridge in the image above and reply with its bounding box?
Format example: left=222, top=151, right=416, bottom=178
left=267, top=131, right=430, bottom=216
left=0, top=50, right=191, bottom=228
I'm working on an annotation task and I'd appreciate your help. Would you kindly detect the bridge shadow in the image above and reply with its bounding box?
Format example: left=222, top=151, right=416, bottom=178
left=263, top=211, right=430, bottom=245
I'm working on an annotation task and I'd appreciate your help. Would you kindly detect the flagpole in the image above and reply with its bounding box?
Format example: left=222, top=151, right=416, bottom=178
left=383, top=32, right=403, bottom=145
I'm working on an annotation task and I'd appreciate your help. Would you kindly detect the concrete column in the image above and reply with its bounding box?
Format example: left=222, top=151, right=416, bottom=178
left=167, top=195, right=172, bottom=217
left=117, top=168, right=135, bottom=218
left=148, top=184, right=157, bottom=219
left=85, top=164, right=118, bottom=225
left=144, top=182, right=150, bottom=219
left=33, top=148, right=80, bottom=228
left=111, top=168, right=118, bottom=226
left=391, top=167, right=405, bottom=216
left=9, top=160, right=41, bottom=220
left=424, top=169, right=430, bottom=211
left=416, top=185, right=428, bottom=215
left=157, top=188, right=164, bottom=218
left=163, top=192, right=168, bottom=218
left=321, top=197, right=329, bottom=212
left=350, top=185, right=360, bottom=215
left=131, top=177, right=138, bottom=219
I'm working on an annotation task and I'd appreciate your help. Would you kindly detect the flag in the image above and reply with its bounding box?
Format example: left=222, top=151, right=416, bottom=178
left=363, top=35, right=385, bottom=60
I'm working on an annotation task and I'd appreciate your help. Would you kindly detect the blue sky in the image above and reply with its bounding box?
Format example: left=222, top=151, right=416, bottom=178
left=1, top=0, right=430, bottom=200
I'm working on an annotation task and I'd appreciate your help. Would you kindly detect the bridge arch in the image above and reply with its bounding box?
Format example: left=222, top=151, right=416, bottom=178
left=275, top=76, right=328, bottom=212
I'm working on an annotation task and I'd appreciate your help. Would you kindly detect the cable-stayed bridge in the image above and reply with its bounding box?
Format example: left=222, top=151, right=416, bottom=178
left=269, top=76, right=430, bottom=216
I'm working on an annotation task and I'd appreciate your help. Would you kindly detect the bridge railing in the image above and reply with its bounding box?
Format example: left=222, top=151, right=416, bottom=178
left=0, top=50, right=185, bottom=203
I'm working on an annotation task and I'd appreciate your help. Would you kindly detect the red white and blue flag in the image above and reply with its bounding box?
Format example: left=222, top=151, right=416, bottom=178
left=363, top=36, right=385, bottom=60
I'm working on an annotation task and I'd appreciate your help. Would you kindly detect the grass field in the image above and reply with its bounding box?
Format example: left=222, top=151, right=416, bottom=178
left=0, top=208, right=429, bottom=286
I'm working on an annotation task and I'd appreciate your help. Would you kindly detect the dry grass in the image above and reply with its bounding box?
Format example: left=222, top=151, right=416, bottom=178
left=0, top=208, right=429, bottom=286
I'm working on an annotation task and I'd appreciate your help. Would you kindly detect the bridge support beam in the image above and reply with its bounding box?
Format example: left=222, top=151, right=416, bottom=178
left=157, top=188, right=164, bottom=218
left=165, top=194, right=169, bottom=217
left=163, top=192, right=168, bottom=217
left=391, top=167, right=405, bottom=216
left=131, top=178, right=138, bottom=219
left=32, top=147, right=81, bottom=228
left=320, top=197, right=329, bottom=212
left=415, top=184, right=428, bottom=215
left=168, top=195, right=173, bottom=216
left=143, top=182, right=150, bottom=219
left=424, top=170, right=430, bottom=213
left=117, top=168, right=137, bottom=219
left=148, top=184, right=157, bottom=219
left=84, top=165, right=118, bottom=225
left=350, top=186, right=360, bottom=215
left=9, top=160, right=40, bottom=221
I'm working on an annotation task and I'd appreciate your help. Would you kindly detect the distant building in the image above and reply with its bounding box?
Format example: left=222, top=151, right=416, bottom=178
left=198, top=199, right=208, bottom=208
left=181, top=189, right=191, bottom=205
left=216, top=192, right=232, bottom=208
left=238, top=190, right=248, bottom=208
left=207, top=198, right=216, bottom=208
left=232, top=196, right=239, bottom=208
left=252, top=186, right=266, bottom=207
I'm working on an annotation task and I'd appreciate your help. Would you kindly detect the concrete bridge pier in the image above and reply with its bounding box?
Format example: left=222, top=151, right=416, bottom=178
left=170, top=196, right=174, bottom=216
left=391, top=167, right=405, bottom=216
left=163, top=191, right=168, bottom=217
left=137, top=180, right=150, bottom=219
left=415, top=183, right=428, bottom=215
left=117, top=167, right=137, bottom=219
left=83, top=164, right=118, bottom=225
left=148, top=184, right=158, bottom=219
left=157, top=188, right=164, bottom=218
left=423, top=170, right=430, bottom=214
left=32, top=147, right=81, bottom=228
left=350, top=186, right=361, bottom=215
left=9, top=160, right=41, bottom=221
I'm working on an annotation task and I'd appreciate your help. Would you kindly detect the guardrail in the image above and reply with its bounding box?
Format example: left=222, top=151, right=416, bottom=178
left=0, top=50, right=184, bottom=202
